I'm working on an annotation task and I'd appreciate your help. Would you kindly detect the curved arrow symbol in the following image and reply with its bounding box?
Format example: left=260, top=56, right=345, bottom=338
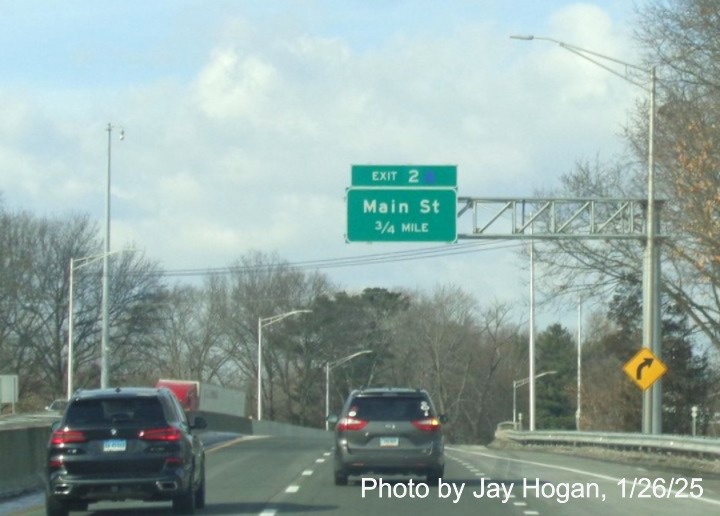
left=636, top=357, right=654, bottom=380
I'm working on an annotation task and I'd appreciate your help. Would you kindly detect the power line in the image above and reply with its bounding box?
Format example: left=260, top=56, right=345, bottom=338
left=157, top=240, right=525, bottom=278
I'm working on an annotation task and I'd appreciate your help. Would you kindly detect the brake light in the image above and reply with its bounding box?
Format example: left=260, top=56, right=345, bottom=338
left=139, top=427, right=183, bottom=441
left=48, top=459, right=64, bottom=469
left=165, top=457, right=183, bottom=467
left=50, top=430, right=87, bottom=445
left=412, top=417, right=441, bottom=432
left=337, top=417, right=368, bottom=431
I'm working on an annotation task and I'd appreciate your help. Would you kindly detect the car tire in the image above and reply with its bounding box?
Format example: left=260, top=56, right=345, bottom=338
left=426, top=466, right=444, bottom=484
left=172, top=475, right=196, bottom=515
left=194, top=461, right=206, bottom=509
left=334, top=470, right=349, bottom=486
left=45, top=493, right=69, bottom=516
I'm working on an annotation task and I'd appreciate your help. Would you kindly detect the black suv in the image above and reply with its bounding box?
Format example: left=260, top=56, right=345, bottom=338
left=45, top=387, right=207, bottom=516
left=329, top=387, right=446, bottom=485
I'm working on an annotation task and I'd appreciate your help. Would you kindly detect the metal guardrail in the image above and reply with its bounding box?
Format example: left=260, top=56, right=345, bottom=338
left=499, top=429, right=720, bottom=459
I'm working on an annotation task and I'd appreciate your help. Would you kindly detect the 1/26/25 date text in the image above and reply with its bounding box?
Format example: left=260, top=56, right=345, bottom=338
left=617, top=478, right=703, bottom=499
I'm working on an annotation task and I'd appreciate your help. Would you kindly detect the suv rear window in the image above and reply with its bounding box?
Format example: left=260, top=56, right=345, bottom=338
left=65, top=398, right=166, bottom=425
left=348, top=395, right=433, bottom=421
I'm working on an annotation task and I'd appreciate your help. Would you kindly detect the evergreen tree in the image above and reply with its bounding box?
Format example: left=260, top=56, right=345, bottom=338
left=535, top=323, right=576, bottom=430
left=584, top=275, right=717, bottom=434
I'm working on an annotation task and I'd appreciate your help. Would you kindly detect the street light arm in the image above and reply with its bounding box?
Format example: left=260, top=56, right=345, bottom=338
left=515, top=370, right=558, bottom=388
left=256, top=308, right=312, bottom=421
left=260, top=309, right=312, bottom=328
left=510, top=34, right=651, bottom=90
left=324, top=349, right=374, bottom=430
left=68, top=247, right=136, bottom=398
left=72, top=248, right=135, bottom=270
left=328, top=350, right=373, bottom=371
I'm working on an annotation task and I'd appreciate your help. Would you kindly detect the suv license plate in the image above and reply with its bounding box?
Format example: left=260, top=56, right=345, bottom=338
left=380, top=437, right=399, bottom=447
left=103, top=439, right=127, bottom=452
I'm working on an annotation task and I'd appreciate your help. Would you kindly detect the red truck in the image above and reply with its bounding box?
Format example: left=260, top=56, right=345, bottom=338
left=156, top=379, right=200, bottom=411
left=156, top=379, right=246, bottom=417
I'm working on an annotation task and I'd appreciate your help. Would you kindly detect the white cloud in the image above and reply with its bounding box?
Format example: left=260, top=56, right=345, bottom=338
left=195, top=49, right=279, bottom=120
left=0, top=1, right=638, bottom=320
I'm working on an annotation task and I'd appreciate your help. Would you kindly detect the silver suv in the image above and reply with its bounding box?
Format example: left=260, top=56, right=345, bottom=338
left=329, top=387, right=446, bottom=485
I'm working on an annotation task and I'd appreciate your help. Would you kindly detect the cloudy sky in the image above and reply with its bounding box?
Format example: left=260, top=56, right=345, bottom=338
left=0, top=0, right=642, bottom=322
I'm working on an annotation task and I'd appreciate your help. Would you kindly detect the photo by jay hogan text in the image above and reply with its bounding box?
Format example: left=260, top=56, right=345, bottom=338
left=361, top=477, right=704, bottom=504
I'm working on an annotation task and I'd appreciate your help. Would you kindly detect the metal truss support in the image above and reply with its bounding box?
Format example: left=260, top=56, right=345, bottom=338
left=457, top=196, right=663, bottom=434
left=457, top=197, right=651, bottom=240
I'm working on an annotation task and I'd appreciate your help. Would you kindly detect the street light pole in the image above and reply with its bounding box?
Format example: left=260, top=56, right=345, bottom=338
left=511, top=35, right=662, bottom=434
left=577, top=298, right=583, bottom=431
left=513, top=370, right=557, bottom=429
left=529, top=213, right=536, bottom=431
left=513, top=379, right=518, bottom=428
left=68, top=258, right=76, bottom=399
left=325, top=350, right=373, bottom=430
left=646, top=66, right=661, bottom=435
left=101, top=123, right=124, bottom=389
left=256, top=309, right=312, bottom=420
left=69, top=250, right=130, bottom=398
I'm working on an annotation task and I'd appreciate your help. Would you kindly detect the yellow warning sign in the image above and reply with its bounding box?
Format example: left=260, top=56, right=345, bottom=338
left=622, top=347, right=667, bottom=391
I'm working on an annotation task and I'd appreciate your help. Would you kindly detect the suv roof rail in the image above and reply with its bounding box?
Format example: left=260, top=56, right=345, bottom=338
left=354, top=386, right=427, bottom=394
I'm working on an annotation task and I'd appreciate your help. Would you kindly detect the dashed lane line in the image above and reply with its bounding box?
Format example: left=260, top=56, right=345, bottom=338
left=449, top=452, right=539, bottom=515
left=256, top=452, right=330, bottom=515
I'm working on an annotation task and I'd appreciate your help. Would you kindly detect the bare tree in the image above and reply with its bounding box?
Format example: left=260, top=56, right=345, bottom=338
left=389, top=286, right=522, bottom=443
left=139, top=279, right=232, bottom=385
left=217, top=251, right=333, bottom=421
left=0, top=206, right=165, bottom=406
left=632, top=0, right=720, bottom=348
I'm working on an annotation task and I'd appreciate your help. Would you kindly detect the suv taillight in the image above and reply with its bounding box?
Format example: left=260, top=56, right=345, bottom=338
left=139, top=427, right=182, bottom=441
left=412, top=417, right=441, bottom=432
left=337, top=417, right=368, bottom=431
left=50, top=430, right=87, bottom=444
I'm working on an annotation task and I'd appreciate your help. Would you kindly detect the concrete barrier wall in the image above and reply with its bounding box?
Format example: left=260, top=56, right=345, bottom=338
left=251, top=418, right=330, bottom=440
left=0, top=414, right=329, bottom=499
left=195, top=411, right=253, bottom=434
left=0, top=424, right=51, bottom=498
left=195, top=411, right=329, bottom=440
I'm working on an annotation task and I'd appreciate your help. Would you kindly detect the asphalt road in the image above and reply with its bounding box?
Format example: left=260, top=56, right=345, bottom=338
left=6, top=434, right=720, bottom=515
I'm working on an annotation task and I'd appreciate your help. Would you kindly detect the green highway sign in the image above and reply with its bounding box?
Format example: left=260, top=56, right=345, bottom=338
left=351, top=165, right=457, bottom=187
left=346, top=188, right=457, bottom=242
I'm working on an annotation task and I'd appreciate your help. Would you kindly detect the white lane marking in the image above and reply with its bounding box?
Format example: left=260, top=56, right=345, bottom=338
left=514, top=501, right=527, bottom=507
left=448, top=447, right=720, bottom=508
left=259, top=510, right=277, bottom=516
left=316, top=458, right=325, bottom=463
left=285, top=485, right=300, bottom=493
left=323, top=452, right=331, bottom=456
left=302, top=470, right=313, bottom=476
left=524, top=512, right=540, bottom=515
left=206, top=435, right=270, bottom=453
